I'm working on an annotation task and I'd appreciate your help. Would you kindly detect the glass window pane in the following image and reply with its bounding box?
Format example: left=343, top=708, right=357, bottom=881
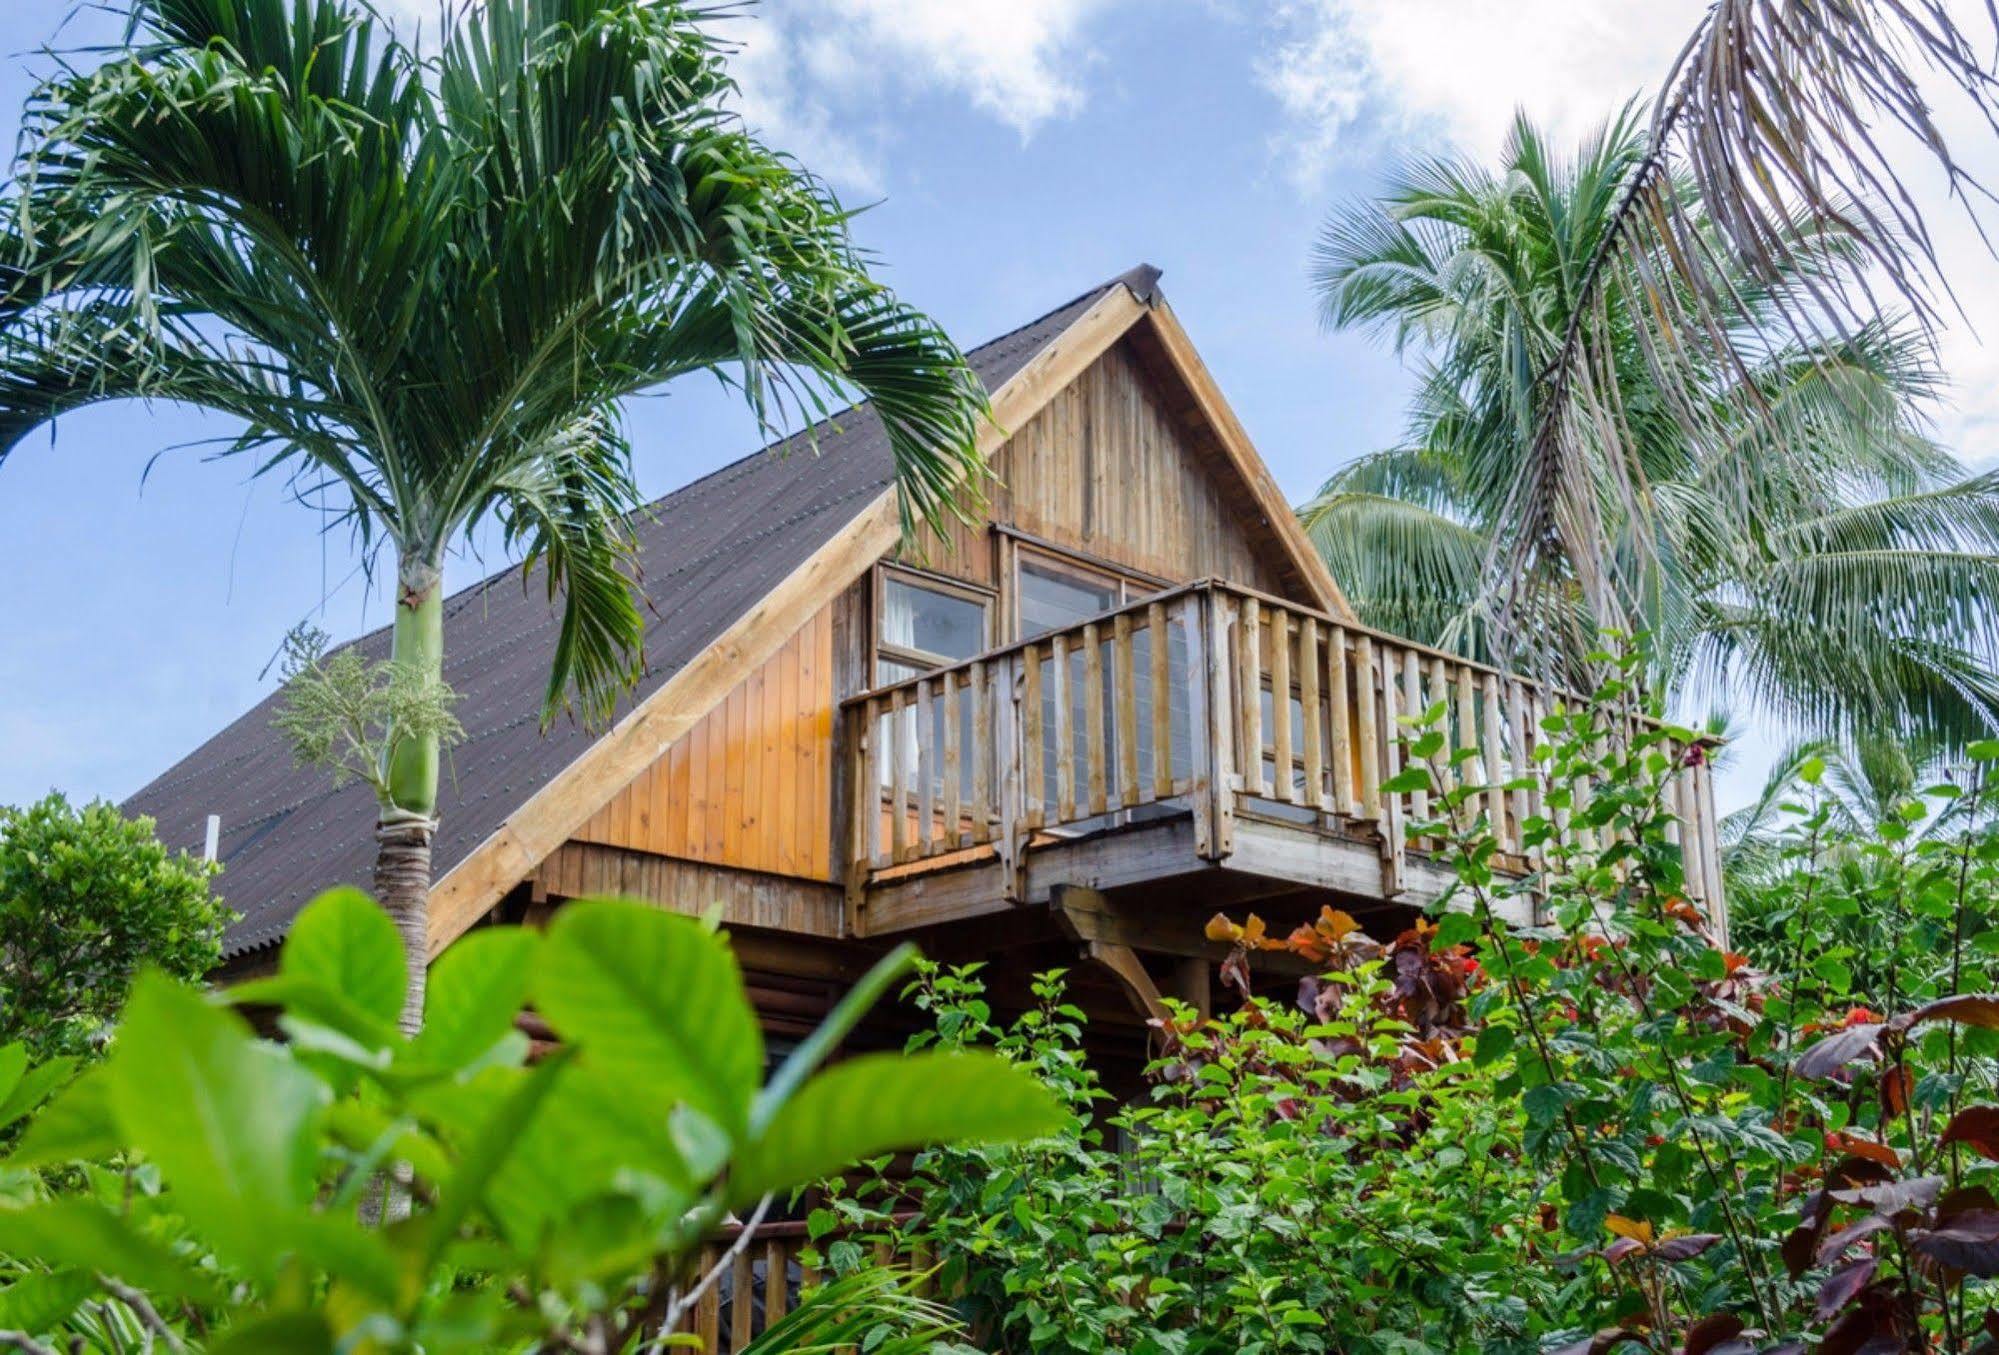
left=1019, top=560, right=1120, bottom=638
left=881, top=576, right=985, bottom=662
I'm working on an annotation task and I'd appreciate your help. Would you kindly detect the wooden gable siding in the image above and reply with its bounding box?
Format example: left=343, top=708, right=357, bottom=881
left=572, top=599, right=836, bottom=878
left=902, top=338, right=1296, bottom=596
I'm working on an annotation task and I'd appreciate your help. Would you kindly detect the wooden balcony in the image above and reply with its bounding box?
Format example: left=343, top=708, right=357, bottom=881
left=840, top=580, right=1726, bottom=947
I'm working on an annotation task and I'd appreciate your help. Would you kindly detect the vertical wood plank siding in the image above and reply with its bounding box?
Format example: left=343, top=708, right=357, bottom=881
left=573, top=603, right=837, bottom=880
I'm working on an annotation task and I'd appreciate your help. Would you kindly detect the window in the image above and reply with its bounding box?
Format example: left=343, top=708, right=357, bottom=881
left=873, top=566, right=991, bottom=684
left=1018, top=554, right=1123, bottom=638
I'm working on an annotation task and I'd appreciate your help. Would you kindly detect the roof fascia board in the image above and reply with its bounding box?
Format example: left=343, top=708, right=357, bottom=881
left=1138, top=300, right=1356, bottom=622
left=424, top=281, right=1152, bottom=956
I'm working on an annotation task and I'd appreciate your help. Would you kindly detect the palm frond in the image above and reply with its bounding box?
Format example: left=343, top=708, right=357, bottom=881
left=1518, top=0, right=1999, bottom=637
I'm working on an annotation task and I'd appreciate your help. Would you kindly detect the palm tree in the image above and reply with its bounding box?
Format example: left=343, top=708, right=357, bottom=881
left=1305, top=108, right=1999, bottom=745
left=0, top=0, right=987, bottom=1030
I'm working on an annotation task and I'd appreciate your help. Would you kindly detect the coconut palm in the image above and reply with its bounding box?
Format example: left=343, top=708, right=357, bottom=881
left=0, top=0, right=986, bottom=1030
left=1305, top=109, right=1999, bottom=745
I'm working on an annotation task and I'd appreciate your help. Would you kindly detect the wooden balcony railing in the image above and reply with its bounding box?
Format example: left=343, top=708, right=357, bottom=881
left=841, top=580, right=1726, bottom=932
left=672, top=1215, right=929, bottom=1351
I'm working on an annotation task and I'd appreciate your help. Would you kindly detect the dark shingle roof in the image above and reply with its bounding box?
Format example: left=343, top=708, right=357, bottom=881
left=126, top=267, right=1158, bottom=958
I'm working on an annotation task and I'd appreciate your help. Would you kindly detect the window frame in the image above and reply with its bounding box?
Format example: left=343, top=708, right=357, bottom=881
left=1009, top=537, right=1169, bottom=641
left=870, top=563, right=995, bottom=685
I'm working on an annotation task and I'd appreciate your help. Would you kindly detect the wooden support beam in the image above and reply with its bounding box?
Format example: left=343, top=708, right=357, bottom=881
left=1171, top=956, right=1212, bottom=1022
left=1084, top=939, right=1170, bottom=1024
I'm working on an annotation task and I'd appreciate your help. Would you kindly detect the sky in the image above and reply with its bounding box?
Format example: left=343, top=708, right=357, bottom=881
left=2, top=0, right=1996, bottom=817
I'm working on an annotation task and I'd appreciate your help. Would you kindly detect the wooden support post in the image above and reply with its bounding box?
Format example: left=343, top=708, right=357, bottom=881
left=1022, top=644, right=1045, bottom=831
left=1379, top=643, right=1405, bottom=896
left=1481, top=672, right=1508, bottom=849
left=969, top=661, right=991, bottom=845
left=941, top=672, right=961, bottom=848
left=915, top=679, right=935, bottom=858
left=1172, top=956, right=1212, bottom=1022
left=998, top=652, right=1024, bottom=903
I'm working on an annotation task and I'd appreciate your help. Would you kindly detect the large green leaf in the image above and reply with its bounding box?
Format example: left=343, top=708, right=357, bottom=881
left=102, top=972, right=329, bottom=1280
left=0, top=1054, right=75, bottom=1134
left=210, top=1312, right=337, bottom=1355
left=0, top=1268, right=94, bottom=1334
left=728, top=1052, right=1064, bottom=1208
left=8, top=1063, right=118, bottom=1166
left=533, top=902, right=761, bottom=1136
left=0, top=1199, right=225, bottom=1301
left=412, top=927, right=539, bottom=1074
left=275, top=887, right=408, bottom=1030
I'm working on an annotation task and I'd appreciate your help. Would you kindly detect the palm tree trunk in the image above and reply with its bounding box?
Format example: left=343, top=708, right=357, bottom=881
left=378, top=554, right=444, bottom=1037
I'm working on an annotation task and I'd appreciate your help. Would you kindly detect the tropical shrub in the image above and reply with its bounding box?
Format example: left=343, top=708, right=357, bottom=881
left=0, top=891, right=1061, bottom=1352
left=0, top=792, right=226, bottom=1061
left=822, top=646, right=1999, bottom=1354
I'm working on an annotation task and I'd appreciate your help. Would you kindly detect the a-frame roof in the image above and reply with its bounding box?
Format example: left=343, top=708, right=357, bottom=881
left=124, top=265, right=1347, bottom=961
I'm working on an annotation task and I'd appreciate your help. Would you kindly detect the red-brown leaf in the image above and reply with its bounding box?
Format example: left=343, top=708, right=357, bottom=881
left=1652, top=1232, right=1722, bottom=1261
left=1941, top=1107, right=1999, bottom=1161
left=1824, top=1132, right=1900, bottom=1169
left=1603, top=1237, right=1646, bottom=1265
left=1893, top=994, right=1999, bottom=1032
left=1683, top=1313, right=1746, bottom=1355
left=1830, top=1174, right=1944, bottom=1215
left=1816, top=1258, right=1878, bottom=1322
left=1817, top=1214, right=1893, bottom=1267
left=1795, top=1023, right=1885, bottom=1081
left=1911, top=1211, right=1999, bottom=1278
left=1553, top=1329, right=1646, bottom=1355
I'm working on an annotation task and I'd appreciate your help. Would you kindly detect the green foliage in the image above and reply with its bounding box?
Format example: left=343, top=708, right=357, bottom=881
left=818, top=961, right=1550, bottom=1354
left=271, top=627, right=464, bottom=808
left=0, top=893, right=1063, bottom=1351
left=0, top=792, right=227, bottom=1061
left=821, top=647, right=1999, bottom=1354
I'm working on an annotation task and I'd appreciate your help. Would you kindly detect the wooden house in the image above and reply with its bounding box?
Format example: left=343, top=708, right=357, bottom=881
left=129, top=261, right=1727, bottom=1068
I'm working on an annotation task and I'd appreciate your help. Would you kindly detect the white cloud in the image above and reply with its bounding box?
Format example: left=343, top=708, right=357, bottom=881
left=1256, top=0, right=1705, bottom=187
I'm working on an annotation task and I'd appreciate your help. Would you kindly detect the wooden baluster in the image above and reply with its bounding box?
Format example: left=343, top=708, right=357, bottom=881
left=1114, top=612, right=1141, bottom=807
left=854, top=705, right=877, bottom=874
left=695, top=1245, right=721, bottom=1351
left=1270, top=610, right=1294, bottom=803
left=1328, top=626, right=1354, bottom=815
left=1239, top=598, right=1265, bottom=796
left=1354, top=634, right=1380, bottom=822
left=1021, top=645, right=1045, bottom=830
left=1508, top=680, right=1533, bottom=861
left=1429, top=655, right=1455, bottom=802
left=798, top=1247, right=821, bottom=1295
left=915, top=679, right=935, bottom=859
left=1084, top=621, right=1108, bottom=817
left=1150, top=601, right=1173, bottom=798
left=1401, top=648, right=1427, bottom=826
left=1053, top=632, right=1076, bottom=822
left=731, top=1245, right=755, bottom=1351
left=997, top=651, right=1024, bottom=901
left=1299, top=616, right=1325, bottom=812
left=941, top=673, right=962, bottom=849
left=1198, top=591, right=1234, bottom=857
left=1380, top=643, right=1406, bottom=887
left=886, top=689, right=907, bottom=864
left=763, top=1237, right=789, bottom=1326
left=1696, top=757, right=1727, bottom=944
left=1481, top=673, right=1508, bottom=850
left=1454, top=664, right=1478, bottom=832
left=969, top=661, right=991, bottom=844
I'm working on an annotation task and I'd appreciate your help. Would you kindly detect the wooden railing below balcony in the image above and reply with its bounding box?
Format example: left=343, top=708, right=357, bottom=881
left=671, top=1215, right=928, bottom=1351
left=841, top=580, right=1727, bottom=939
